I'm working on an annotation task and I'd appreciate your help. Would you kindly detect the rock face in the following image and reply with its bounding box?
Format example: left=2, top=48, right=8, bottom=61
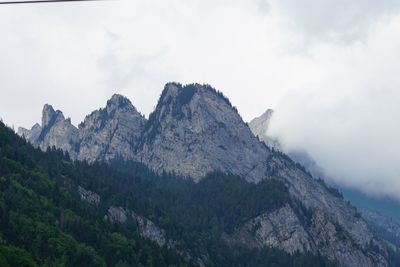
left=20, top=83, right=389, bottom=266
left=19, top=105, right=79, bottom=158
left=139, top=83, right=272, bottom=182
left=18, top=123, right=42, bottom=146
left=105, top=205, right=205, bottom=266
left=248, top=109, right=280, bottom=150
left=226, top=204, right=313, bottom=253
left=105, top=206, right=166, bottom=247
left=19, top=95, right=146, bottom=162
left=227, top=204, right=388, bottom=267
left=38, top=104, right=80, bottom=159
left=78, top=94, right=146, bottom=162
left=78, top=186, right=101, bottom=206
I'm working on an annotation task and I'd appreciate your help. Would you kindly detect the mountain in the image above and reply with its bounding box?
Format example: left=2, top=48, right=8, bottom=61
left=78, top=94, right=146, bottom=162
left=18, top=94, right=146, bottom=163
left=38, top=104, right=80, bottom=159
left=18, top=83, right=394, bottom=266
left=139, top=83, right=271, bottom=182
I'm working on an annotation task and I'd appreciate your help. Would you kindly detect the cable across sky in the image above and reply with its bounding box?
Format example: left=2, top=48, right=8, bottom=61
left=0, top=0, right=110, bottom=4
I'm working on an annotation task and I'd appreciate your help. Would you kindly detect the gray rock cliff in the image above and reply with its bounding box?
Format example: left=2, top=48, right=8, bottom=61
left=249, top=109, right=281, bottom=150
left=78, top=94, right=146, bottom=162
left=19, top=95, right=146, bottom=162
left=18, top=123, right=42, bottom=146
left=139, top=83, right=272, bottom=182
left=38, top=104, right=80, bottom=159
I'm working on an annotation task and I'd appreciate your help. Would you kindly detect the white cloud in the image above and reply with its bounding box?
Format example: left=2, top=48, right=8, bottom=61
left=269, top=15, right=400, bottom=199
left=265, top=0, right=400, bottom=42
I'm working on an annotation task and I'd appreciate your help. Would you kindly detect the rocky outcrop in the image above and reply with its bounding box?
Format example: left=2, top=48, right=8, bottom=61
left=248, top=109, right=280, bottom=150
left=37, top=104, right=80, bottom=159
left=139, top=83, right=272, bottom=182
left=19, top=105, right=81, bottom=157
left=105, top=206, right=205, bottom=266
left=105, top=206, right=166, bottom=246
left=78, top=186, right=101, bottom=206
left=132, top=212, right=166, bottom=246
left=18, top=105, right=80, bottom=159
left=18, top=123, right=42, bottom=146
left=227, top=205, right=387, bottom=267
left=226, top=204, right=313, bottom=253
left=78, top=94, right=146, bottom=162
left=19, top=95, right=146, bottom=162
left=105, top=206, right=128, bottom=224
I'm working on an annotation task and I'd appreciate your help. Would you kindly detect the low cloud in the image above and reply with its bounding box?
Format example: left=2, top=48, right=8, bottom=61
left=269, top=15, right=400, bottom=200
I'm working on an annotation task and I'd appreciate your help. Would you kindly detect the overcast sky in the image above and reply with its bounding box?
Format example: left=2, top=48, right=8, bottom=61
left=0, top=0, right=399, bottom=200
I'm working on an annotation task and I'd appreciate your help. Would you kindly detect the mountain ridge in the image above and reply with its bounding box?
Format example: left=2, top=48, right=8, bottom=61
left=17, top=82, right=391, bottom=266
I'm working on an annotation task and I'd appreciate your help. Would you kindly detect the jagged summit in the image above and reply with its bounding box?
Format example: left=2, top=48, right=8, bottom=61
left=34, top=103, right=80, bottom=159
left=17, top=123, right=42, bottom=144
left=158, top=82, right=234, bottom=111
left=77, top=93, right=146, bottom=162
left=18, top=83, right=390, bottom=266
left=20, top=94, right=146, bottom=162
left=249, top=108, right=280, bottom=150
left=140, top=83, right=273, bottom=182
left=79, top=93, right=143, bottom=129
left=40, top=104, right=74, bottom=133
left=42, top=104, right=57, bottom=129
left=249, top=108, right=274, bottom=135
left=106, top=94, right=134, bottom=110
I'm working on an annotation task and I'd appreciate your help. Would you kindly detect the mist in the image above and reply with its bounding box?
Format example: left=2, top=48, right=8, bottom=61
left=268, top=14, right=400, bottom=200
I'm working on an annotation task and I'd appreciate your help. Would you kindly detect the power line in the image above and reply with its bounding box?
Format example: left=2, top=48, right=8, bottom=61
left=0, top=0, right=111, bottom=4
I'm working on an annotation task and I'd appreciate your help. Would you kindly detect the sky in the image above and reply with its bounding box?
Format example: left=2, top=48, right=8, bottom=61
left=0, top=0, right=399, bottom=200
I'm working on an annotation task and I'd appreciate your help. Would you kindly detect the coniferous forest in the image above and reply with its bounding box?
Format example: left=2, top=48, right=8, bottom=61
left=1, top=121, right=399, bottom=266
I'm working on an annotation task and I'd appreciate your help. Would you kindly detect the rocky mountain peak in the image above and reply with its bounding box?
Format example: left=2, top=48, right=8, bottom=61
left=106, top=94, right=134, bottom=111
left=249, top=109, right=273, bottom=134
left=31, top=123, right=42, bottom=131
left=155, top=83, right=199, bottom=121
left=159, top=82, right=183, bottom=103
left=249, top=109, right=280, bottom=150
left=77, top=94, right=146, bottom=162
left=42, top=104, right=57, bottom=129
left=156, top=83, right=235, bottom=117
left=35, top=104, right=80, bottom=159
left=140, top=83, right=270, bottom=182
left=17, top=123, right=42, bottom=145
